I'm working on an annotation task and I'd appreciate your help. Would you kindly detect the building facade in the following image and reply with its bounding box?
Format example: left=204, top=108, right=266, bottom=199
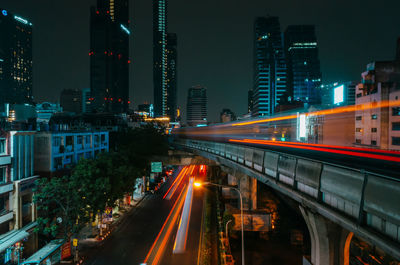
left=89, top=0, right=130, bottom=113
left=320, top=81, right=356, bottom=108
left=153, top=0, right=168, bottom=117
left=34, top=131, right=109, bottom=175
left=355, top=61, right=400, bottom=150
left=166, top=33, right=177, bottom=121
left=0, top=9, right=33, bottom=107
left=284, top=25, right=322, bottom=105
left=252, top=16, right=287, bottom=117
left=187, top=86, right=207, bottom=126
left=0, top=130, right=38, bottom=263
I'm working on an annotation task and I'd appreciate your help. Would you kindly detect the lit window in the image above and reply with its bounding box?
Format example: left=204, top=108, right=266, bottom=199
left=371, top=114, right=377, bottom=120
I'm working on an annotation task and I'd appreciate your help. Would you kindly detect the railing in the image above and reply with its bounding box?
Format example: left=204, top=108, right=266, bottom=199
left=173, top=138, right=400, bottom=246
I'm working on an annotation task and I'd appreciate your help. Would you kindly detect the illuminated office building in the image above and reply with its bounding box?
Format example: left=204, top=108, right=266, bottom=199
left=187, top=86, right=207, bottom=126
left=153, top=0, right=168, bottom=117
left=89, top=0, right=130, bottom=113
left=284, top=25, right=322, bottom=104
left=0, top=9, right=33, bottom=106
left=166, top=33, right=177, bottom=121
left=252, top=16, right=287, bottom=117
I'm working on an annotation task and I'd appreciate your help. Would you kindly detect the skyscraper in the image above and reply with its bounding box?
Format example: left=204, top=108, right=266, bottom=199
left=89, top=0, right=130, bottom=113
left=252, top=16, right=287, bottom=117
left=0, top=9, right=33, bottom=106
left=284, top=25, right=322, bottom=105
left=166, top=33, right=177, bottom=121
left=187, top=86, right=207, bottom=126
left=153, top=0, right=168, bottom=117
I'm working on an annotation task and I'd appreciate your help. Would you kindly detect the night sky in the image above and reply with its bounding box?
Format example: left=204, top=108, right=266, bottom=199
left=2, top=0, right=400, bottom=122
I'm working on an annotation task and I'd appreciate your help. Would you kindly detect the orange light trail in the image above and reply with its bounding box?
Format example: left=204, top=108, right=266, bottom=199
left=164, top=165, right=193, bottom=200
left=163, top=166, right=188, bottom=199
left=238, top=139, right=400, bottom=155
left=144, top=185, right=187, bottom=265
left=232, top=100, right=400, bottom=126
left=229, top=139, right=400, bottom=163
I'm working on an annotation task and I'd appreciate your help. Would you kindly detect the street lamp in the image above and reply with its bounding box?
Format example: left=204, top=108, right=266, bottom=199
left=194, top=181, right=245, bottom=265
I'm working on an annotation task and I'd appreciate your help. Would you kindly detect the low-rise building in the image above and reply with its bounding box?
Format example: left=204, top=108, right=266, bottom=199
left=34, top=131, right=109, bottom=176
left=0, top=130, right=38, bottom=262
left=355, top=60, right=400, bottom=150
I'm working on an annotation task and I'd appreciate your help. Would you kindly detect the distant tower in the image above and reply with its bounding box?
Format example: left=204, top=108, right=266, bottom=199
left=89, top=0, right=130, bottom=113
left=253, top=16, right=287, bottom=117
left=187, top=86, right=207, bottom=126
left=153, top=0, right=168, bottom=117
left=60, top=89, right=82, bottom=114
left=284, top=25, right=322, bottom=104
left=0, top=9, right=33, bottom=105
left=166, top=33, right=177, bottom=121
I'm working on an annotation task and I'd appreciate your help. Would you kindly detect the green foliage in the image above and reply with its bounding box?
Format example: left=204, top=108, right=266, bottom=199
left=34, top=175, right=89, bottom=239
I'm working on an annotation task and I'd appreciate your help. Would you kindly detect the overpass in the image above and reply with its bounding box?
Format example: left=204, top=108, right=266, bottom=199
left=170, top=137, right=400, bottom=265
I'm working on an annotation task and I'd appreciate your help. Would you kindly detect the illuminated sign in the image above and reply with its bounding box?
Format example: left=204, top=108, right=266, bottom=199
left=297, top=114, right=306, bottom=140
left=120, top=24, right=130, bottom=35
left=151, top=162, right=162, bottom=173
left=0, top=59, right=3, bottom=62
left=334, top=85, right=344, bottom=105
left=14, top=15, right=32, bottom=26
left=2, top=10, right=7, bottom=16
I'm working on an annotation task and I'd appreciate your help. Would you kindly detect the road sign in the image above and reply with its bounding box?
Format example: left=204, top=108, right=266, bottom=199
left=72, top=239, right=78, bottom=247
left=151, top=162, right=162, bottom=173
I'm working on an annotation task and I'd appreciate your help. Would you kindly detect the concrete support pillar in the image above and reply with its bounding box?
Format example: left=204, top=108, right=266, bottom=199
left=238, top=174, right=257, bottom=210
left=250, top=177, right=257, bottom=210
left=300, top=206, right=353, bottom=265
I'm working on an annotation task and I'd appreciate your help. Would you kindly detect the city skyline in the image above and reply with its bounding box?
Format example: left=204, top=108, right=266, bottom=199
left=1, top=0, right=400, bottom=122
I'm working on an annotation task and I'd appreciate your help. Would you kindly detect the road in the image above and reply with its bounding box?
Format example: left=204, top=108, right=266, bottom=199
left=83, top=165, right=204, bottom=265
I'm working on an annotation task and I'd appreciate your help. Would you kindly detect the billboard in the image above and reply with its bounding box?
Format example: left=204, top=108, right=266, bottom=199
left=334, top=85, right=344, bottom=105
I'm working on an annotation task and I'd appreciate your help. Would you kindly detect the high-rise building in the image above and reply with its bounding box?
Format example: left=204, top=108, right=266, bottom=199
left=247, top=89, right=253, bottom=113
left=153, top=0, right=168, bottom=117
left=166, top=33, right=177, bottom=121
left=284, top=25, right=322, bottom=105
left=252, top=16, right=287, bottom=117
left=60, top=89, right=82, bottom=114
left=187, top=86, right=207, bottom=126
left=89, top=0, right=130, bottom=113
left=0, top=9, right=33, bottom=106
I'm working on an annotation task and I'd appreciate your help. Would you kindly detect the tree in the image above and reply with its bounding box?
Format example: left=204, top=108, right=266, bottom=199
left=34, top=175, right=89, bottom=239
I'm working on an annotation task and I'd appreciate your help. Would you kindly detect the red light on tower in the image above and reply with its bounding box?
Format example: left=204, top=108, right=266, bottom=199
left=110, top=98, right=113, bottom=101
left=118, top=98, right=121, bottom=102
left=106, top=10, right=110, bottom=14
left=96, top=11, right=99, bottom=14
left=104, top=97, right=107, bottom=101
left=127, top=60, right=131, bottom=64
left=128, top=101, right=131, bottom=104
left=104, top=51, right=107, bottom=55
